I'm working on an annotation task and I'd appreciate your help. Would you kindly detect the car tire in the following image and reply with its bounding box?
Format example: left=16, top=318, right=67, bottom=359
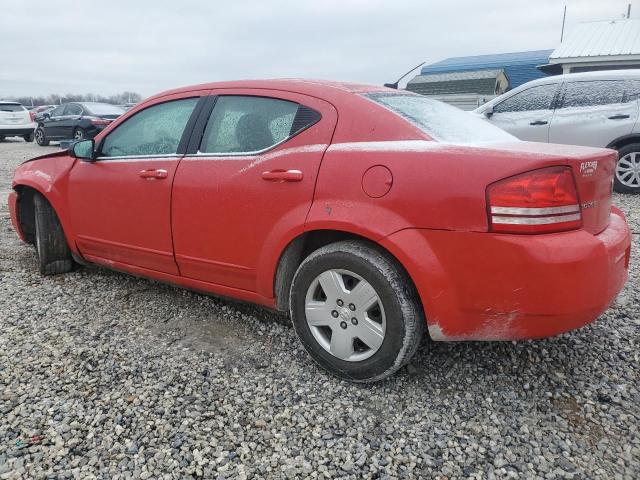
left=35, top=128, right=49, bottom=146
left=33, top=193, right=74, bottom=275
left=73, top=128, right=85, bottom=141
left=614, top=143, right=640, bottom=193
left=23, top=132, right=34, bottom=142
left=289, top=240, right=424, bottom=382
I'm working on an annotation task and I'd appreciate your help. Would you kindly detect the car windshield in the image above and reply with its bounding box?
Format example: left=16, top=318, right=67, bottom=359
left=84, top=104, right=126, bottom=116
left=0, top=104, right=25, bottom=112
left=364, top=93, right=515, bottom=143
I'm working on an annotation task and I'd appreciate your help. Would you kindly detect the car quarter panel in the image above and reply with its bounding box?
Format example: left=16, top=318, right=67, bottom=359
left=306, top=140, right=601, bottom=236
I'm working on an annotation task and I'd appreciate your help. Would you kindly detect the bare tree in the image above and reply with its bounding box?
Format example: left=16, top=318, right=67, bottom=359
left=4, top=92, right=143, bottom=106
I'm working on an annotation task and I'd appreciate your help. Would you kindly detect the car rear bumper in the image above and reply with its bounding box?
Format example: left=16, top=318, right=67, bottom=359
left=0, top=124, right=36, bottom=135
left=380, top=207, right=631, bottom=341
left=8, top=191, right=26, bottom=241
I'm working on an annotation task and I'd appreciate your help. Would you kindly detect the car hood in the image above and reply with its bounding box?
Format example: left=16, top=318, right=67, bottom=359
left=21, top=148, right=69, bottom=165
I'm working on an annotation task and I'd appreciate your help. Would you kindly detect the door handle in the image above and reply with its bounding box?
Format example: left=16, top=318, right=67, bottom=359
left=261, top=169, right=303, bottom=182
left=529, top=120, right=548, bottom=126
left=608, top=114, right=630, bottom=120
left=139, top=169, right=168, bottom=179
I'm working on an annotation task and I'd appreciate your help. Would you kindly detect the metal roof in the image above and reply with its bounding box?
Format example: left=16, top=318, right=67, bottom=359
left=409, top=69, right=504, bottom=83
left=407, top=69, right=505, bottom=95
left=551, top=19, right=640, bottom=60
left=419, top=50, right=552, bottom=89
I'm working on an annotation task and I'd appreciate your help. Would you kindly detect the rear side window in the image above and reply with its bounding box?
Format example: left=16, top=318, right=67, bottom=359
left=101, top=98, right=198, bottom=157
left=365, top=93, right=515, bottom=143
left=493, top=84, right=557, bottom=113
left=561, top=80, right=627, bottom=108
left=0, top=104, right=25, bottom=112
left=66, top=104, right=83, bottom=116
left=199, top=96, right=320, bottom=154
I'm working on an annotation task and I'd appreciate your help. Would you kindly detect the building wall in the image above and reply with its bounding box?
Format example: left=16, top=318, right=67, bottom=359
left=561, top=60, right=640, bottom=74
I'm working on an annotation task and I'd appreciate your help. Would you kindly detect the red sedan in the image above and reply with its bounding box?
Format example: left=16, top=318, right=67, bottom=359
left=8, top=80, right=631, bottom=382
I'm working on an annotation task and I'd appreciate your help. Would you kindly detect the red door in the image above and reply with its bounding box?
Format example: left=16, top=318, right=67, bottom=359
left=171, top=90, right=337, bottom=293
left=67, top=93, right=205, bottom=274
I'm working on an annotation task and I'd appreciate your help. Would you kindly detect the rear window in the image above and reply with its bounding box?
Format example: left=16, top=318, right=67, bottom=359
left=84, top=104, right=126, bottom=116
left=364, top=93, right=515, bottom=143
left=0, top=103, right=26, bottom=112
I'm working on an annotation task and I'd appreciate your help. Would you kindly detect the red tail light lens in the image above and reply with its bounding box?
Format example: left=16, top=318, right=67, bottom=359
left=487, top=166, right=582, bottom=234
left=29, top=111, right=36, bottom=121
left=90, top=118, right=111, bottom=126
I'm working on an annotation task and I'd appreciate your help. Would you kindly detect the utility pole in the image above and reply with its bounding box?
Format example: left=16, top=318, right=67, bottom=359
left=560, top=5, right=567, bottom=42
left=627, top=4, right=632, bottom=19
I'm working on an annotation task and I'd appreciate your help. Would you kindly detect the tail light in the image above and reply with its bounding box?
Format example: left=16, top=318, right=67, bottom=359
left=29, top=111, right=36, bottom=121
left=487, top=166, right=582, bottom=234
left=90, top=118, right=111, bottom=126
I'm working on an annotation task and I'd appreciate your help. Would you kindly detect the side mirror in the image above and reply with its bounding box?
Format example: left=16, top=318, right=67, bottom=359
left=484, top=105, right=494, bottom=118
left=70, top=139, right=96, bottom=161
left=42, top=112, right=51, bottom=119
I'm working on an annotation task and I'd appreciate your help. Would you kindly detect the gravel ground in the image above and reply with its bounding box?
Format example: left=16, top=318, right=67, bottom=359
left=0, top=138, right=638, bottom=479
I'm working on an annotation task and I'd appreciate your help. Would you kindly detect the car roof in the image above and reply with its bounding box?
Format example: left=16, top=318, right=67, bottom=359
left=475, top=69, right=640, bottom=111
left=73, top=102, right=118, bottom=106
left=517, top=69, right=640, bottom=88
left=147, top=79, right=393, bottom=103
left=0, top=100, right=21, bottom=105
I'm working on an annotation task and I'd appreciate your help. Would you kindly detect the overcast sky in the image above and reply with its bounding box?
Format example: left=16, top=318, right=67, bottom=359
left=0, top=0, right=634, bottom=98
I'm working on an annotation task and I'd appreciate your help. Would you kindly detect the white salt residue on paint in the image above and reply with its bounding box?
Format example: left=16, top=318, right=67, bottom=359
left=328, top=140, right=441, bottom=152
left=428, top=310, right=524, bottom=342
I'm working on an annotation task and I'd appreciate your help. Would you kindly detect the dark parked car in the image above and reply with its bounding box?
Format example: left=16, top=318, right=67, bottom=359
left=35, top=102, right=125, bottom=146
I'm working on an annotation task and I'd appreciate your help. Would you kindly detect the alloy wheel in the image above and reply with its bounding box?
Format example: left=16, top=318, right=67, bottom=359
left=616, top=152, right=640, bottom=187
left=304, top=269, right=386, bottom=362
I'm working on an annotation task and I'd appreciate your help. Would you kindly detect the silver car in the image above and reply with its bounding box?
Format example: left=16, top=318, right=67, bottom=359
left=474, top=70, right=640, bottom=193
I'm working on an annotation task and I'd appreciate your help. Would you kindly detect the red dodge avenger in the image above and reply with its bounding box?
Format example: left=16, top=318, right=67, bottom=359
left=8, top=80, right=631, bottom=382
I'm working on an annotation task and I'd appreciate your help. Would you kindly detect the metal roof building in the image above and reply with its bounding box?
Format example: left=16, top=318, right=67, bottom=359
left=548, top=18, right=640, bottom=73
left=405, top=50, right=552, bottom=110
left=416, top=50, right=553, bottom=89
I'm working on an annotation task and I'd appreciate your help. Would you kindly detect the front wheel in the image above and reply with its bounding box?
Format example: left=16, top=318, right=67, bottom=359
left=35, top=128, right=49, bottom=146
left=33, top=193, right=74, bottom=275
left=290, top=241, right=424, bottom=382
left=73, top=128, right=85, bottom=141
left=614, top=143, right=640, bottom=193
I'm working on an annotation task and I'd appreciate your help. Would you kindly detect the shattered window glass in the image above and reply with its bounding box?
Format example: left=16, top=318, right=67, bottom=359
left=561, top=81, right=626, bottom=108
left=200, top=96, right=298, bottom=154
left=101, top=98, right=197, bottom=157
left=493, top=85, right=557, bottom=113
left=365, top=92, right=515, bottom=143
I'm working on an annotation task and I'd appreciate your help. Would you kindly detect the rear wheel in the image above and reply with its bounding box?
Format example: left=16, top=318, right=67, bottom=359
left=290, top=240, right=424, bottom=382
left=23, top=132, right=34, bottom=142
left=614, top=143, right=640, bottom=193
left=35, top=128, right=49, bottom=146
left=33, top=193, right=73, bottom=275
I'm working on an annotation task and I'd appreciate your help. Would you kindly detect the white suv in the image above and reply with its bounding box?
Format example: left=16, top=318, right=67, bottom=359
left=474, top=70, right=640, bottom=193
left=0, top=101, right=36, bottom=143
